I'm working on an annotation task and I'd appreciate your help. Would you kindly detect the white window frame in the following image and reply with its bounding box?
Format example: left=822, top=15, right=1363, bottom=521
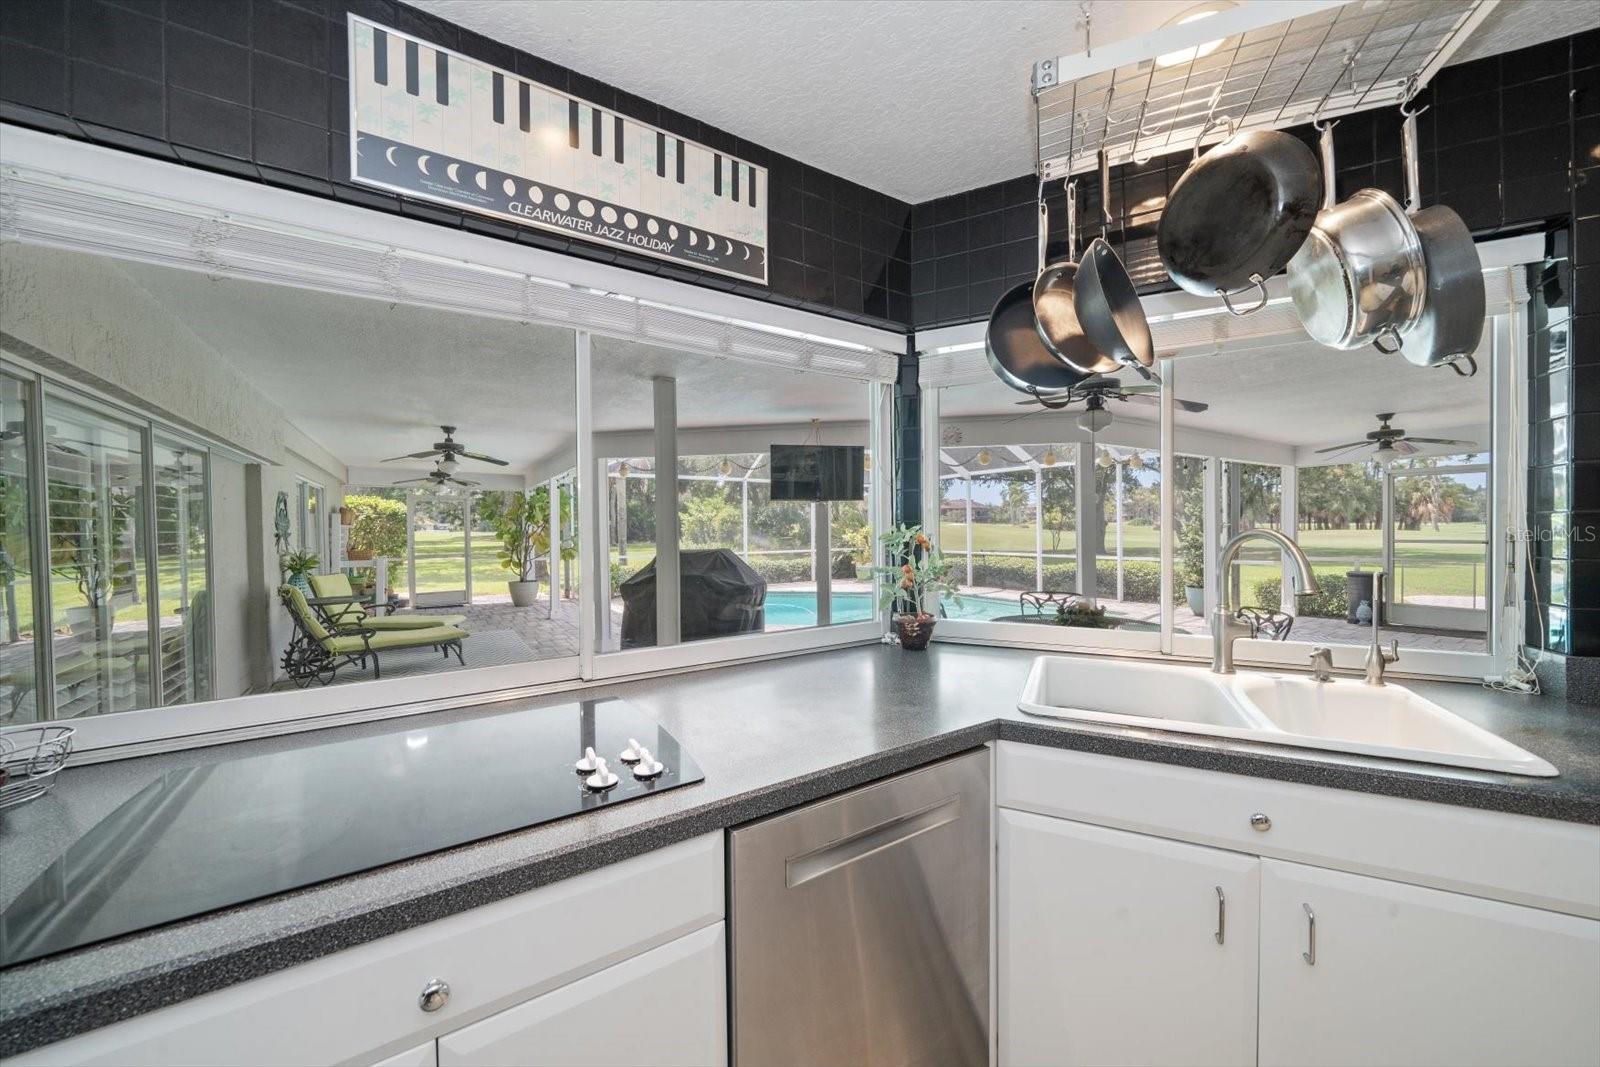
left=916, top=236, right=1541, bottom=683
left=0, top=124, right=900, bottom=759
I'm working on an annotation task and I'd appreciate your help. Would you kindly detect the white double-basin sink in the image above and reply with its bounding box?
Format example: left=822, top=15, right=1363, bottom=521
left=1018, top=656, right=1558, bottom=777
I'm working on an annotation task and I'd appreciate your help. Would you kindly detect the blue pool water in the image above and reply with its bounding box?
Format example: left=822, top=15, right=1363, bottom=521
left=762, top=591, right=1020, bottom=626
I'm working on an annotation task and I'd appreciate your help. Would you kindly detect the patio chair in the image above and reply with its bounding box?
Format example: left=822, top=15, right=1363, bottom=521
left=279, top=585, right=466, bottom=688
left=1234, top=606, right=1294, bottom=641
left=306, top=573, right=465, bottom=631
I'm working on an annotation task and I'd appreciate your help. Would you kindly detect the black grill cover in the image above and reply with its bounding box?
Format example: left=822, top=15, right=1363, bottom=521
left=620, top=549, right=767, bottom=648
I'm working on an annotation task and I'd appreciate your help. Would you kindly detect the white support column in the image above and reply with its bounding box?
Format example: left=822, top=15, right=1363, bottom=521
left=812, top=502, right=831, bottom=626
left=1033, top=466, right=1044, bottom=592
left=1115, top=464, right=1125, bottom=603
left=463, top=498, right=474, bottom=605
left=547, top=476, right=559, bottom=619
left=405, top=491, right=417, bottom=605
left=740, top=478, right=750, bottom=560
left=1280, top=464, right=1299, bottom=615
left=576, top=331, right=609, bottom=668
left=653, top=376, right=681, bottom=646
left=1160, top=360, right=1175, bottom=655
left=1075, top=441, right=1096, bottom=601
left=1225, top=459, right=1242, bottom=608
left=965, top=476, right=974, bottom=586
left=1202, top=455, right=1221, bottom=621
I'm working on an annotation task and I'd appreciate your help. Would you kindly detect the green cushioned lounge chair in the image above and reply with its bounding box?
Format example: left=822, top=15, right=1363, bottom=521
left=279, top=585, right=466, bottom=687
left=306, top=573, right=466, bottom=631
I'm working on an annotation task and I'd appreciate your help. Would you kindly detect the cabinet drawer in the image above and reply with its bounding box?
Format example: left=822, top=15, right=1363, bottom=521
left=16, top=834, right=724, bottom=1066
left=997, top=742, right=1600, bottom=918
left=437, top=922, right=726, bottom=1067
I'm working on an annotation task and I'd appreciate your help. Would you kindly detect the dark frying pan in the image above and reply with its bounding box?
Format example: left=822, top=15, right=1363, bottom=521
left=1158, top=118, right=1322, bottom=315
left=1077, top=150, right=1154, bottom=368
left=1031, top=180, right=1111, bottom=373
left=986, top=187, right=1093, bottom=394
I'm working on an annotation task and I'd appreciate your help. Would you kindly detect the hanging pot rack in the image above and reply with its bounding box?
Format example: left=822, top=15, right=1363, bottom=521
left=1033, top=0, right=1499, bottom=181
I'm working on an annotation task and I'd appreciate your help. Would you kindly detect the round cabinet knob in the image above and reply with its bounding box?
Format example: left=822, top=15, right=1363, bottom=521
left=1250, top=812, right=1272, bottom=832
left=418, top=978, right=451, bottom=1013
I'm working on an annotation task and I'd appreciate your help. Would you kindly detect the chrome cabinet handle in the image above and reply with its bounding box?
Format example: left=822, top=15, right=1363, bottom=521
left=418, top=978, right=451, bottom=1013
left=1214, top=886, right=1226, bottom=945
left=1250, top=812, right=1271, bottom=832
left=1301, top=904, right=1316, bottom=966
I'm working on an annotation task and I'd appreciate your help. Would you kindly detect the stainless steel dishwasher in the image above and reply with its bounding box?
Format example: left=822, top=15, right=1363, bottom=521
left=730, top=748, right=990, bottom=1066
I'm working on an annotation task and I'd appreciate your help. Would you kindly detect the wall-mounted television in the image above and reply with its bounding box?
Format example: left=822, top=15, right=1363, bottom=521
left=768, top=445, right=865, bottom=502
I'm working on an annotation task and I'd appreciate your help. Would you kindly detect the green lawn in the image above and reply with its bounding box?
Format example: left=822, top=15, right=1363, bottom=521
left=937, top=521, right=1490, bottom=601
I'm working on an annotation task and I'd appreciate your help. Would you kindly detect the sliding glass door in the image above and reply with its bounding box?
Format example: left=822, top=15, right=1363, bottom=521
left=154, top=439, right=212, bottom=706
left=44, top=396, right=149, bottom=719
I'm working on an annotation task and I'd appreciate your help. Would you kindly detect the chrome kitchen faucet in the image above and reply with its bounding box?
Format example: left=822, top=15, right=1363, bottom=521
left=1211, top=529, right=1320, bottom=675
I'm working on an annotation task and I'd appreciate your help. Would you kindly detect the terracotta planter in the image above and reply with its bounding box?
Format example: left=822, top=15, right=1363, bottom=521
left=895, top=613, right=937, bottom=651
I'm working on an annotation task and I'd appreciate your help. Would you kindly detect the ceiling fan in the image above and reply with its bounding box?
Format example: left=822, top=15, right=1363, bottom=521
left=1314, top=413, right=1476, bottom=466
left=392, top=461, right=481, bottom=489
left=1011, top=375, right=1209, bottom=432
left=381, top=426, right=509, bottom=468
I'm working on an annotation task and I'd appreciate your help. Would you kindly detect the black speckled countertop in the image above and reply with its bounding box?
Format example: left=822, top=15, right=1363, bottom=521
left=3, top=642, right=1598, bottom=1055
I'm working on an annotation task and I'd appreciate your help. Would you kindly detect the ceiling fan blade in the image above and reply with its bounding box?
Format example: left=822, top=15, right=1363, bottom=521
left=1130, top=363, right=1161, bottom=384
left=1314, top=440, right=1372, bottom=454
left=392, top=476, right=432, bottom=484
left=1118, top=384, right=1160, bottom=394
left=450, top=478, right=482, bottom=487
left=1394, top=439, right=1420, bottom=455
left=382, top=449, right=443, bottom=462
left=1405, top=437, right=1475, bottom=447
left=1173, top=398, right=1210, bottom=413
left=1120, top=394, right=1159, bottom=407
left=458, top=450, right=510, bottom=466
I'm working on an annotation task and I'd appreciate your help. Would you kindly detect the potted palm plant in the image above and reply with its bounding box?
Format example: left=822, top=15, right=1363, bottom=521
left=280, top=550, right=319, bottom=595
left=870, top=523, right=958, bottom=650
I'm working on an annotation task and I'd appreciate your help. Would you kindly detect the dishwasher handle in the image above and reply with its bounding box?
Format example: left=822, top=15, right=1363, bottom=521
left=785, top=795, right=962, bottom=888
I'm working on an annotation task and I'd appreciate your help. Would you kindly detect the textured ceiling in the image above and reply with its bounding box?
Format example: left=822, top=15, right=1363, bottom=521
left=411, top=0, right=1600, bottom=204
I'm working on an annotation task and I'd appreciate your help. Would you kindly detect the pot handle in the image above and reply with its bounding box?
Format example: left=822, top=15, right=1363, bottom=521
left=1316, top=122, right=1338, bottom=210
left=1444, top=353, right=1478, bottom=377
left=1372, top=325, right=1404, bottom=355
left=1036, top=179, right=1049, bottom=277
left=1066, top=179, right=1078, bottom=260
left=1217, top=274, right=1269, bottom=317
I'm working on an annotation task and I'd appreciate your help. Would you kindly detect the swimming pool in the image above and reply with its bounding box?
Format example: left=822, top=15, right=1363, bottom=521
left=762, top=590, right=1021, bottom=626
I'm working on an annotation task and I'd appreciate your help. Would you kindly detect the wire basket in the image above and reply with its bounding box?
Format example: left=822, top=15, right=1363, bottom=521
left=0, top=724, right=75, bottom=812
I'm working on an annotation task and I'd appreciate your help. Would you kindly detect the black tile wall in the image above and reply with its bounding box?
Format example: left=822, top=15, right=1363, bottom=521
left=0, top=0, right=913, bottom=330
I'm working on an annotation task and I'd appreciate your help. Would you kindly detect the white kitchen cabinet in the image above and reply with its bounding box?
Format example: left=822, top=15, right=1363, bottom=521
left=1259, top=859, right=1600, bottom=1067
left=371, top=1040, right=439, bottom=1067
left=998, top=809, right=1260, bottom=1067
left=437, top=922, right=726, bottom=1067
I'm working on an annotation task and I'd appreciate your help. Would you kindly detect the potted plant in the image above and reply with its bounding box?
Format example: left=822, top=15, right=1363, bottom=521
left=1053, top=599, right=1115, bottom=628
left=869, top=523, right=958, bottom=650
left=280, top=550, right=319, bottom=594
left=1179, top=491, right=1207, bottom=617
left=492, top=488, right=575, bottom=607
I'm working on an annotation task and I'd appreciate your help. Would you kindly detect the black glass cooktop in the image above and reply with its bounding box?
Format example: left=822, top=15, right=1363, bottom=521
left=0, top=698, right=702, bottom=967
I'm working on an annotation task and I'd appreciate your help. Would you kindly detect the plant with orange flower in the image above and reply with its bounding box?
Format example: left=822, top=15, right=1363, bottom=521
left=871, top=523, right=960, bottom=618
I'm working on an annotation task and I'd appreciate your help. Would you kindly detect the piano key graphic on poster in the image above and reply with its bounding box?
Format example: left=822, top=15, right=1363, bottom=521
left=348, top=15, right=767, bottom=283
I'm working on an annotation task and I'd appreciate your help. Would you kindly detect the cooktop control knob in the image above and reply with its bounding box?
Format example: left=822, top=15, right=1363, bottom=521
left=574, top=746, right=600, bottom=774
left=585, top=757, right=619, bottom=791
left=633, top=748, right=664, bottom=779
left=619, top=738, right=645, bottom=763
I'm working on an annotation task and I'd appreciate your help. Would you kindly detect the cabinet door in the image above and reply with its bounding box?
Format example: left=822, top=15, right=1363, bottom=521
left=1260, top=859, right=1600, bottom=1067
left=998, top=810, right=1260, bottom=1067
left=370, top=1040, right=438, bottom=1067
left=437, top=922, right=726, bottom=1067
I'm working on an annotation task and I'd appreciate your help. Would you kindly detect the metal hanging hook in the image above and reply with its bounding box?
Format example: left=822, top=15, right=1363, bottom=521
left=1313, top=49, right=1359, bottom=130
left=1398, top=72, right=1428, bottom=118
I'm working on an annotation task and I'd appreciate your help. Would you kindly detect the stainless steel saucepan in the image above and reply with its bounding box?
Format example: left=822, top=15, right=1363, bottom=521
left=1393, top=105, right=1484, bottom=375
left=1158, top=117, right=1323, bottom=316
left=1077, top=148, right=1155, bottom=369
left=1288, top=122, right=1426, bottom=351
left=1032, top=179, right=1114, bottom=373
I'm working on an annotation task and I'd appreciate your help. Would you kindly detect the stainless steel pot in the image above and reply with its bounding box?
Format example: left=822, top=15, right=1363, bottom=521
left=1033, top=179, right=1115, bottom=373
left=1394, top=108, right=1484, bottom=372
left=1288, top=123, right=1426, bottom=351
left=1158, top=118, right=1322, bottom=315
left=1076, top=149, right=1154, bottom=368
